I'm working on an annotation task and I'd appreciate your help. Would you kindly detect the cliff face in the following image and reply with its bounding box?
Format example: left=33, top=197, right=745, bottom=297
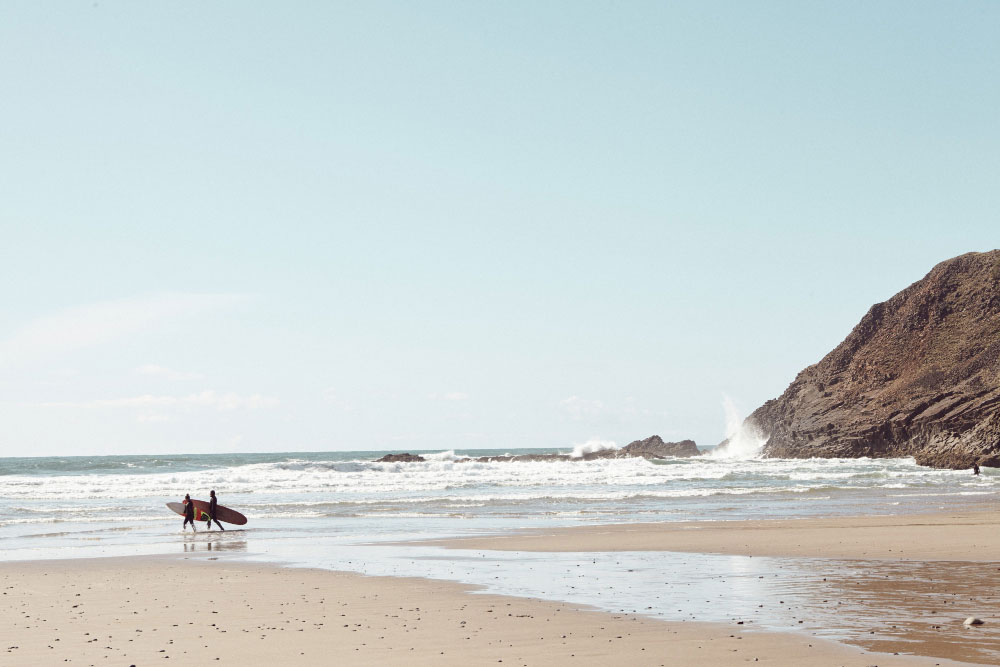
left=749, top=250, right=1000, bottom=469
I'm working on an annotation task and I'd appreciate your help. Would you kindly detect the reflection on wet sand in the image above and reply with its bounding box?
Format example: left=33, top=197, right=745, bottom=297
left=301, top=544, right=1000, bottom=665
left=803, top=559, right=1000, bottom=665
left=181, top=531, right=248, bottom=553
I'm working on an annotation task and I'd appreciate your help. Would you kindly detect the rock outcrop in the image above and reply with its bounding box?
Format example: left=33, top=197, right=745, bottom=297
left=745, top=250, right=1000, bottom=469
left=374, top=436, right=700, bottom=465
left=375, top=453, right=426, bottom=463
left=620, top=435, right=700, bottom=458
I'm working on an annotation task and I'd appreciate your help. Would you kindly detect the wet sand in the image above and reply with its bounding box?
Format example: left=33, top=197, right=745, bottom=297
left=4, top=509, right=999, bottom=666
left=424, top=509, right=1000, bottom=560
left=418, top=508, right=1000, bottom=665
left=0, top=555, right=976, bottom=667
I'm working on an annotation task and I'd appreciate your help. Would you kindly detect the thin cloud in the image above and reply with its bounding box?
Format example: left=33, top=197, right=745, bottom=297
left=559, top=396, right=604, bottom=420
left=25, top=390, right=279, bottom=412
left=427, top=391, right=470, bottom=401
left=136, top=413, right=172, bottom=423
left=0, top=292, right=246, bottom=367
left=560, top=395, right=663, bottom=421
left=136, top=364, right=204, bottom=381
left=322, top=388, right=357, bottom=412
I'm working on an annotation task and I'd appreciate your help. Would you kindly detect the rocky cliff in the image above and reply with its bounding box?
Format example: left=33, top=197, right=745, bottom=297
left=747, top=250, right=1000, bottom=469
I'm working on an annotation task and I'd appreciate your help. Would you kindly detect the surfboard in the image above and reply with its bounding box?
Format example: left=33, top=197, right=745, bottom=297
left=166, top=500, right=248, bottom=526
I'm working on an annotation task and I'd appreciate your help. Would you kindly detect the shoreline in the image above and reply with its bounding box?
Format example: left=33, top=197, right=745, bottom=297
left=3, top=508, right=1000, bottom=664
left=420, top=507, right=1000, bottom=560
left=0, top=553, right=980, bottom=667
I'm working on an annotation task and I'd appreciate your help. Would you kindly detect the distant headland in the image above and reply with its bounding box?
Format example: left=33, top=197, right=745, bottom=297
left=726, top=250, right=1000, bottom=469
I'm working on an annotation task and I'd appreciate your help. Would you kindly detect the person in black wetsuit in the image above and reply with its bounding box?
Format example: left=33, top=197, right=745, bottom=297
left=206, top=489, right=225, bottom=531
left=182, top=493, right=197, bottom=531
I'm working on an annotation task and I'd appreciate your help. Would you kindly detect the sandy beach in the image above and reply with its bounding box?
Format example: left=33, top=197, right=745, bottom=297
left=0, top=556, right=975, bottom=667
left=424, top=508, right=1000, bottom=561
left=4, top=510, right=1000, bottom=666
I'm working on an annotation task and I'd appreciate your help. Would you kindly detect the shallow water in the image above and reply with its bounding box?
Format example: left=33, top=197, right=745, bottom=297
left=2, top=450, right=998, bottom=663
left=174, top=529, right=1000, bottom=666
left=1, top=449, right=994, bottom=532
left=2, top=451, right=994, bottom=565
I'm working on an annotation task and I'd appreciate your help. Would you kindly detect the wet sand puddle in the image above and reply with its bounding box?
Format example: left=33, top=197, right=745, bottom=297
left=6, top=518, right=1000, bottom=664
left=797, top=559, right=1000, bottom=665
left=242, top=538, right=1000, bottom=665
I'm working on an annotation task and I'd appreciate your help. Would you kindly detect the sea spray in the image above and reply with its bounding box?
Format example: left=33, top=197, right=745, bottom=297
left=712, top=396, right=767, bottom=459
left=569, top=439, right=618, bottom=458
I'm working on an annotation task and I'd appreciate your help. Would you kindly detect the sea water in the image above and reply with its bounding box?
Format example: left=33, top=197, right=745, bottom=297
left=1, top=449, right=992, bottom=548
left=2, top=449, right=998, bottom=661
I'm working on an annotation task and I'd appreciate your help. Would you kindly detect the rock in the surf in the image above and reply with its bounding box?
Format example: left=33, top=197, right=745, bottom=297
left=620, top=435, right=700, bottom=459
left=374, top=438, right=700, bottom=465
left=964, top=617, right=985, bottom=626
left=735, top=250, right=1000, bottom=470
left=375, top=453, right=426, bottom=463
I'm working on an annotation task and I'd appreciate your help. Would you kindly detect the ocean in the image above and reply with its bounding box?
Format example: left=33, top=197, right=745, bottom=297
left=1, top=447, right=992, bottom=558
left=2, top=448, right=997, bottom=653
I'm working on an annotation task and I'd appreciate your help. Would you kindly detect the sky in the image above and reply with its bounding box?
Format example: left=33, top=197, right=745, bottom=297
left=1, top=1, right=998, bottom=457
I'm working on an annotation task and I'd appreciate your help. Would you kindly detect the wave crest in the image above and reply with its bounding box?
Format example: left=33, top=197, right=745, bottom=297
left=570, top=439, right=618, bottom=459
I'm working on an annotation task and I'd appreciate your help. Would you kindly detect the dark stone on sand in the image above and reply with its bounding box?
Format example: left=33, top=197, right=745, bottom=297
left=734, top=250, right=1000, bottom=470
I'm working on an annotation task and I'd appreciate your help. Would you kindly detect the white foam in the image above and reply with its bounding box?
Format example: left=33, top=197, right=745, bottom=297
left=709, top=396, right=767, bottom=459
left=569, top=439, right=618, bottom=458
left=1, top=452, right=996, bottom=537
left=423, top=450, right=463, bottom=462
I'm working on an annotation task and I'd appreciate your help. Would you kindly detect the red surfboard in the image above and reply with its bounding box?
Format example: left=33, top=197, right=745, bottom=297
left=166, top=499, right=247, bottom=526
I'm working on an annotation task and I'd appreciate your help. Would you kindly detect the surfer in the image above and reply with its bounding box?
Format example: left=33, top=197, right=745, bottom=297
left=974, top=463, right=981, bottom=475
left=182, top=494, right=197, bottom=531
left=206, top=490, right=225, bottom=531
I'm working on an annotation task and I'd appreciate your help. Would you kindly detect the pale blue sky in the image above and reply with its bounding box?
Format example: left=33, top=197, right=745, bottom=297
left=1, top=2, right=997, bottom=456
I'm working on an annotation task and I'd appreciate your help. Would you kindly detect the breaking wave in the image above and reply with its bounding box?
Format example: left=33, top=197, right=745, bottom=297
left=710, top=396, right=767, bottom=459
left=570, top=439, right=618, bottom=458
